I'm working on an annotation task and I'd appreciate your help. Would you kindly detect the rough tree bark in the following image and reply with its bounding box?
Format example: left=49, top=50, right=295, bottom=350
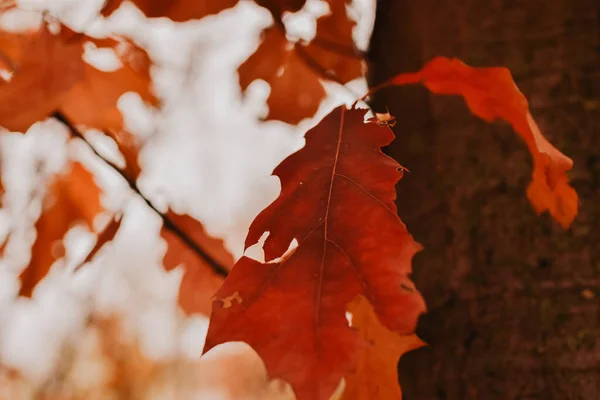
left=367, top=0, right=599, bottom=398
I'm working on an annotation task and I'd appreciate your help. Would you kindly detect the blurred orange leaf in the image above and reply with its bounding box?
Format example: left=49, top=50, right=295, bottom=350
left=61, top=38, right=157, bottom=133
left=19, top=162, right=103, bottom=297
left=0, top=25, right=84, bottom=132
left=239, top=0, right=363, bottom=124
left=161, top=211, right=234, bottom=315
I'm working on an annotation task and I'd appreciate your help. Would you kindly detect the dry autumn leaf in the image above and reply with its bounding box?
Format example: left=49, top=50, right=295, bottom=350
left=162, top=211, right=234, bottom=315
left=19, top=161, right=103, bottom=297
left=388, top=56, right=578, bottom=228
left=342, top=296, right=425, bottom=400
left=204, top=106, right=425, bottom=400
left=239, top=0, right=363, bottom=124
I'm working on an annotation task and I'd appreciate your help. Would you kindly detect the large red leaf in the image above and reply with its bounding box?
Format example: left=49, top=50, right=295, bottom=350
left=19, top=162, right=103, bottom=297
left=388, top=56, right=578, bottom=228
left=239, top=0, right=362, bottom=124
left=204, top=106, right=425, bottom=400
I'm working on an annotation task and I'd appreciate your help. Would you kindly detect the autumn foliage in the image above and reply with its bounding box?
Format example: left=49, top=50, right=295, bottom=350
left=0, top=1, right=578, bottom=400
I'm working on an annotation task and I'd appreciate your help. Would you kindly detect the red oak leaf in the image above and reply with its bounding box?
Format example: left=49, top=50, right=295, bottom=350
left=19, top=162, right=103, bottom=297
left=389, top=56, right=578, bottom=228
left=204, top=106, right=425, bottom=400
left=101, top=0, right=239, bottom=22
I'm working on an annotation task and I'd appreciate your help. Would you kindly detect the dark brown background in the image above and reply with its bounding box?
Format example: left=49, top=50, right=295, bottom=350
left=367, top=0, right=599, bottom=398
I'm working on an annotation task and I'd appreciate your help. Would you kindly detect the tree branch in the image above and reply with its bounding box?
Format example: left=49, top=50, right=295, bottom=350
left=51, top=112, right=229, bottom=278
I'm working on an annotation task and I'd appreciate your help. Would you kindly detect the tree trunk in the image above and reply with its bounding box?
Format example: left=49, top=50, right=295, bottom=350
left=367, top=0, right=600, bottom=398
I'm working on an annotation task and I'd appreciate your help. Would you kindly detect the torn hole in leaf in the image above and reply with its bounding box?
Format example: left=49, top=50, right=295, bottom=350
left=0, top=69, right=13, bottom=82
left=345, top=311, right=353, bottom=326
left=244, top=231, right=269, bottom=263
left=217, top=291, right=243, bottom=308
left=267, top=238, right=298, bottom=264
left=330, top=377, right=346, bottom=400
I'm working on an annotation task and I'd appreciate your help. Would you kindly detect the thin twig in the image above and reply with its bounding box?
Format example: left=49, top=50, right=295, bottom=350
left=51, top=112, right=229, bottom=278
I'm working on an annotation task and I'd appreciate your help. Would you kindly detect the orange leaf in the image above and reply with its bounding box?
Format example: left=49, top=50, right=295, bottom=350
left=389, top=56, right=578, bottom=228
left=161, top=211, right=234, bottom=315
left=204, top=106, right=425, bottom=400
left=342, top=296, right=425, bottom=400
left=19, top=162, right=103, bottom=297
left=101, top=0, right=239, bottom=22
left=239, top=28, right=326, bottom=124
left=1, top=23, right=155, bottom=181
left=60, top=38, right=157, bottom=180
left=239, top=0, right=362, bottom=124
left=60, top=38, right=157, bottom=134
left=0, top=24, right=84, bottom=132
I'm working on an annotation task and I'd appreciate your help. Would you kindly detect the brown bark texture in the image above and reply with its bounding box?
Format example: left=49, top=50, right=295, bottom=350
left=367, top=0, right=600, bottom=399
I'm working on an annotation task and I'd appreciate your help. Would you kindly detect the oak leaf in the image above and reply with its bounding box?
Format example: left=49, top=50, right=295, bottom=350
left=101, top=0, right=239, bottom=22
left=239, top=0, right=362, bottom=124
left=342, top=296, right=425, bottom=400
left=19, top=161, right=103, bottom=297
left=204, top=106, right=426, bottom=400
left=162, top=211, right=234, bottom=315
left=390, top=56, right=578, bottom=228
